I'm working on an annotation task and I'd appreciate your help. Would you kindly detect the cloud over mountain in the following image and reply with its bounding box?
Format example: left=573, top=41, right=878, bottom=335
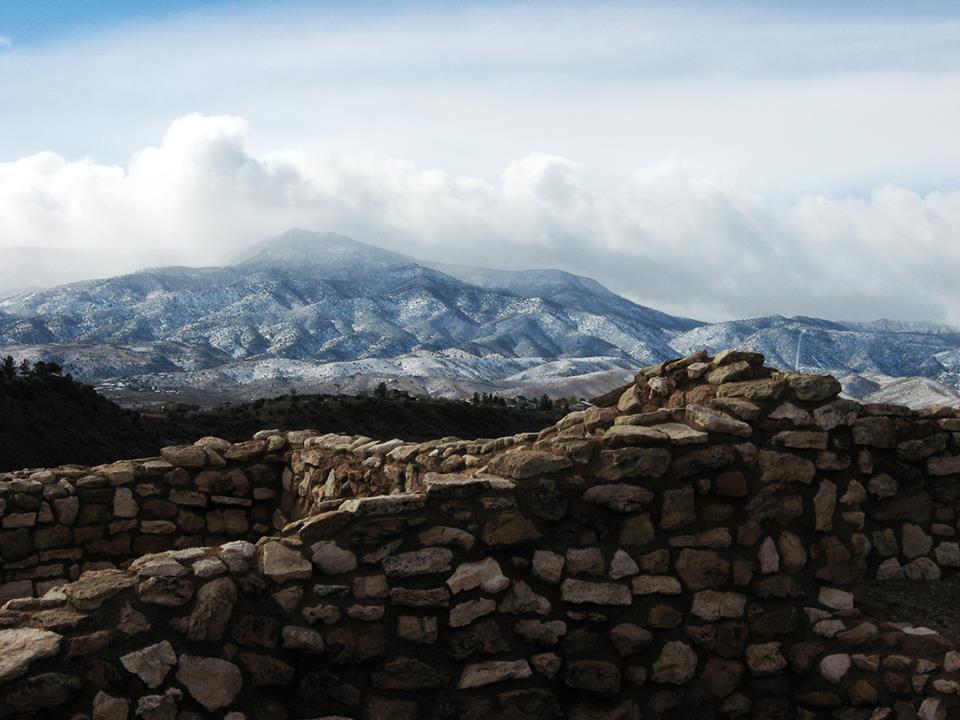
left=3, top=113, right=960, bottom=323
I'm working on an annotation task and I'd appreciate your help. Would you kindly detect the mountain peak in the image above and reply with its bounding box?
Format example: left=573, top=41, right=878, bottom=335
left=233, top=229, right=415, bottom=279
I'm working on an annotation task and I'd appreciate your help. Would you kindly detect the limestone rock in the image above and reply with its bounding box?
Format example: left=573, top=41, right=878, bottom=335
left=671, top=444, right=736, bottom=478
left=92, top=691, right=130, bottom=720
left=758, top=451, right=815, bottom=484
left=745, top=642, right=787, bottom=676
left=652, top=641, right=698, bottom=684
left=560, top=579, right=632, bottom=606
left=120, top=640, right=177, bottom=689
left=138, top=576, right=194, bottom=606
left=609, top=549, right=640, bottom=579
left=935, top=542, right=960, bottom=567
left=64, top=569, right=136, bottom=611
left=819, top=654, right=851, bottom=683
left=608, top=623, right=653, bottom=656
left=113, top=487, right=138, bottom=518
left=0, top=627, right=62, bottom=683
left=660, top=487, right=696, bottom=530
left=902, top=523, right=933, bottom=558
left=777, top=531, right=807, bottom=572
left=651, top=422, right=709, bottom=445
left=675, top=549, right=730, bottom=590
left=785, top=373, right=841, bottom=401
left=450, top=598, right=496, bottom=627
left=175, top=655, right=243, bottom=711
left=397, top=615, right=438, bottom=644
left=904, top=557, right=941, bottom=579
left=596, top=448, right=671, bottom=481
left=929, top=455, right=960, bottom=476
left=458, top=660, right=532, bottom=689
left=867, top=473, right=898, bottom=499
left=532, top=550, right=565, bottom=584
left=690, top=590, right=746, bottom=621
left=170, top=577, right=237, bottom=642
left=852, top=417, right=896, bottom=448
left=161, top=444, right=208, bottom=468
left=482, top=513, right=542, bottom=548
left=498, top=581, right=551, bottom=615
left=707, top=361, right=752, bottom=385
left=311, top=542, right=358, bottom=575
left=630, top=575, right=682, bottom=595
left=515, top=619, right=568, bottom=646
left=447, top=557, right=509, bottom=594
left=135, top=689, right=182, bottom=720
left=715, top=377, right=785, bottom=400
left=566, top=547, right=605, bottom=575
left=282, top=625, right=325, bottom=653
left=418, top=525, right=476, bottom=551
left=686, top=405, right=752, bottom=438
left=259, top=541, right=312, bottom=583
left=483, top=450, right=572, bottom=480
left=603, top=424, right=668, bottom=445
left=813, top=399, right=860, bottom=430
left=768, top=402, right=814, bottom=425
left=384, top=547, right=454, bottom=577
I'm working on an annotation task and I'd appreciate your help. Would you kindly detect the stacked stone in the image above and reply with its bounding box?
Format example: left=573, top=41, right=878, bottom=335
left=287, top=431, right=539, bottom=519
left=0, top=432, right=288, bottom=603
left=1, top=349, right=960, bottom=718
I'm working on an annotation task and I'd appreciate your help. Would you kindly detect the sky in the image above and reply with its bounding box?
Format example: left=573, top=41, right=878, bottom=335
left=1, top=1, right=960, bottom=323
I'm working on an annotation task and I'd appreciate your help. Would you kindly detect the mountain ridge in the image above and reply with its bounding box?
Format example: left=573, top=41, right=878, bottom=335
left=1, top=230, right=959, bottom=406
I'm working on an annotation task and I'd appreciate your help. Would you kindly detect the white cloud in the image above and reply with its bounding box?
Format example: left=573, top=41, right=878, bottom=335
left=2, top=113, right=959, bottom=324
left=3, top=3, right=960, bottom=198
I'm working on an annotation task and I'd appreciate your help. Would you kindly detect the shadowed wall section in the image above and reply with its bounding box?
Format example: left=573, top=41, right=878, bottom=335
left=2, top=350, right=960, bottom=719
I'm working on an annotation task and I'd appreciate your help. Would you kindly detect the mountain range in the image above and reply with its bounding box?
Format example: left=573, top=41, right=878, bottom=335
left=2, top=230, right=959, bottom=407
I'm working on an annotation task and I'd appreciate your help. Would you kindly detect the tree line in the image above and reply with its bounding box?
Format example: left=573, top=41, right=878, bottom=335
left=1, top=356, right=69, bottom=380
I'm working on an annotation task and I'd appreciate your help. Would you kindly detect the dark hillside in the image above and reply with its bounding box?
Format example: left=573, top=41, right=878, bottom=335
left=0, top=361, right=563, bottom=471
left=0, top=361, right=173, bottom=470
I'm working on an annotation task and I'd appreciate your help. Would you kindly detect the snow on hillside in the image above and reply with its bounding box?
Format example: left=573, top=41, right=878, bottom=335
left=1, top=231, right=958, bottom=407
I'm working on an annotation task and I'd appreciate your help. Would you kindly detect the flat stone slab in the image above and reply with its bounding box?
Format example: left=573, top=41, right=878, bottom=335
left=0, top=628, right=62, bottom=683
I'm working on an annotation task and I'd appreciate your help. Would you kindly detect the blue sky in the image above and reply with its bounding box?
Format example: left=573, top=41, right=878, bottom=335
left=3, top=0, right=957, bottom=42
left=1, top=1, right=960, bottom=322
left=1, top=1, right=256, bottom=43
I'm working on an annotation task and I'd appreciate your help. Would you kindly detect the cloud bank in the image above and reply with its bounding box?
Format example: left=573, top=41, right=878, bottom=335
left=2, top=113, right=958, bottom=324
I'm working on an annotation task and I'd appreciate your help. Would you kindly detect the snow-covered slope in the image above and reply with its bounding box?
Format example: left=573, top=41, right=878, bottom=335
left=2, top=230, right=959, bottom=407
left=861, top=376, right=960, bottom=407
left=0, top=231, right=694, bottom=401
left=671, top=315, right=960, bottom=385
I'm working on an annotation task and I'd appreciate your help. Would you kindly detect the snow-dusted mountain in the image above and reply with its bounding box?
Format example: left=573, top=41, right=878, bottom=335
left=1, top=230, right=959, bottom=407
left=0, top=231, right=696, bottom=402
left=671, top=315, right=960, bottom=387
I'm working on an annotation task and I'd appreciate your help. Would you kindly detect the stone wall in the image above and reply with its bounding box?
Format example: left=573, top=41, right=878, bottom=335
left=2, top=350, right=960, bottom=719
left=0, top=434, right=291, bottom=603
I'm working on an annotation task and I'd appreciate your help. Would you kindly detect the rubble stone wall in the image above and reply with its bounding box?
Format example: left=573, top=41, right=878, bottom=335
left=2, top=350, right=960, bottom=719
left=0, top=435, right=290, bottom=604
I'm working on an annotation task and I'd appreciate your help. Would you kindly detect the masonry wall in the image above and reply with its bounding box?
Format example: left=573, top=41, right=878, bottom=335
left=2, top=351, right=960, bottom=719
left=0, top=434, right=292, bottom=603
